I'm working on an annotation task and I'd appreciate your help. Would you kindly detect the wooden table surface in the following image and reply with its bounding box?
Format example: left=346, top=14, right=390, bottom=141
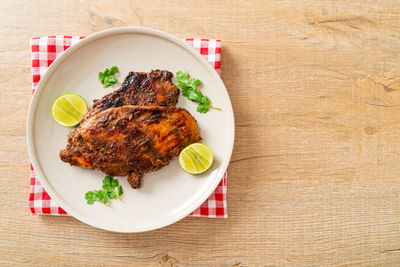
left=1, top=1, right=400, bottom=266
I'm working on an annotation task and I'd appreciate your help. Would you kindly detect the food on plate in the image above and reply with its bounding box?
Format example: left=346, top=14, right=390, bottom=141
left=58, top=69, right=211, bottom=190
left=179, top=143, right=214, bottom=174
left=98, top=66, right=119, bottom=87
left=82, top=70, right=180, bottom=122
left=60, top=105, right=201, bottom=188
left=85, top=176, right=123, bottom=205
left=51, top=93, right=88, bottom=127
left=176, top=70, right=220, bottom=113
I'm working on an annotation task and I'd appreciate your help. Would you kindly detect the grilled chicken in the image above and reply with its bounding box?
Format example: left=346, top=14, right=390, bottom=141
left=81, top=70, right=180, bottom=122
left=60, top=105, right=201, bottom=188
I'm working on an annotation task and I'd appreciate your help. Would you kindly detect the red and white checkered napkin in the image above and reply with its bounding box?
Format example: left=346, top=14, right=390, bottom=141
left=29, top=36, right=227, bottom=218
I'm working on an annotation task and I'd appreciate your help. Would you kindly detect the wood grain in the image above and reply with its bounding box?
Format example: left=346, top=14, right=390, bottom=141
left=1, top=0, right=400, bottom=266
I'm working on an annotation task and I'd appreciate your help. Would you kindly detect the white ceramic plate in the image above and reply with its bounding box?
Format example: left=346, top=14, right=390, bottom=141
left=27, top=27, right=234, bottom=232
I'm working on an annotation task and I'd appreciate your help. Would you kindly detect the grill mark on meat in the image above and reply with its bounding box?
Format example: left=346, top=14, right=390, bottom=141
left=103, top=98, right=123, bottom=109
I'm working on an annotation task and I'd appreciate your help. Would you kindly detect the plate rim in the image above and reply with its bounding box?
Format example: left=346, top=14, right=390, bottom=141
left=26, top=26, right=235, bottom=232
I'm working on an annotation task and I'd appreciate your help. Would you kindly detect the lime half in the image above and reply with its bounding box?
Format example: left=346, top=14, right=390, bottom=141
left=179, top=143, right=214, bottom=174
left=51, top=93, right=87, bottom=127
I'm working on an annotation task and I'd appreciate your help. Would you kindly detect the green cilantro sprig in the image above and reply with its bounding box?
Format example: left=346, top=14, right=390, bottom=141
left=176, top=70, right=221, bottom=113
left=98, top=66, right=119, bottom=87
left=85, top=176, right=123, bottom=205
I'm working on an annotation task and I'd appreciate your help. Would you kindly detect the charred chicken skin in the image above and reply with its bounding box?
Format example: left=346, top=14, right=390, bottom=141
left=60, top=105, right=201, bottom=188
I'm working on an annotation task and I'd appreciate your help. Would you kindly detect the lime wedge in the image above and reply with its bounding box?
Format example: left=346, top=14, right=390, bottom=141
left=51, top=93, right=87, bottom=127
left=179, top=143, right=214, bottom=174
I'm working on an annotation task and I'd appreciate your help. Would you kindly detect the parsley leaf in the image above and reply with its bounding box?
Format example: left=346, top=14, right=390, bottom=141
left=98, top=66, right=119, bottom=87
left=118, top=185, right=123, bottom=196
left=97, top=190, right=109, bottom=204
left=84, top=191, right=98, bottom=204
left=176, top=70, right=221, bottom=114
left=107, top=190, right=116, bottom=199
left=109, top=66, right=119, bottom=74
left=85, top=176, right=123, bottom=205
left=197, top=102, right=209, bottom=113
left=187, top=89, right=202, bottom=102
left=176, top=70, right=190, bottom=84
left=191, top=78, right=201, bottom=88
